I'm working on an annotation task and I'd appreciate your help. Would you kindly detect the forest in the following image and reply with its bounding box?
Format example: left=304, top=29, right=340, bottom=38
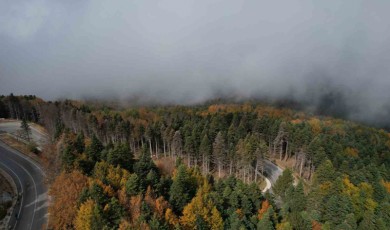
left=0, top=94, right=389, bottom=230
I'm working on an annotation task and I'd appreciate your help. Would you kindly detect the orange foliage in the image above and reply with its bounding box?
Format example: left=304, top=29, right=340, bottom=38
left=144, top=186, right=170, bottom=219
left=49, top=171, right=88, bottom=230
left=381, top=180, right=390, bottom=193
left=258, top=200, right=271, bottom=220
left=291, top=119, right=303, bottom=124
left=312, top=220, right=322, bottom=230
left=236, top=209, right=244, bottom=219
left=155, top=196, right=170, bottom=219
left=345, top=147, right=359, bottom=158
left=117, top=188, right=130, bottom=210
left=129, top=195, right=142, bottom=223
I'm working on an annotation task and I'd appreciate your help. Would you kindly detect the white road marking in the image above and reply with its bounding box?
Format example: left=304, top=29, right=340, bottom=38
left=0, top=142, right=46, bottom=176
left=5, top=157, right=38, bottom=230
left=0, top=161, right=24, bottom=230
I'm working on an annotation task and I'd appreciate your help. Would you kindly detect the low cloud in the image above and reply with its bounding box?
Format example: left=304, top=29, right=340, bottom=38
left=1, top=0, right=390, bottom=127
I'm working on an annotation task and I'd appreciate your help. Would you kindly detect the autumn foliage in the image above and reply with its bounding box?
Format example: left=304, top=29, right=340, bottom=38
left=49, top=171, right=88, bottom=229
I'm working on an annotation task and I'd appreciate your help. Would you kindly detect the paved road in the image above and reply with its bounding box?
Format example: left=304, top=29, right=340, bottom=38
left=263, top=160, right=283, bottom=185
left=253, top=159, right=283, bottom=193
left=0, top=142, right=48, bottom=230
left=0, top=121, right=48, bottom=147
left=0, top=121, right=48, bottom=230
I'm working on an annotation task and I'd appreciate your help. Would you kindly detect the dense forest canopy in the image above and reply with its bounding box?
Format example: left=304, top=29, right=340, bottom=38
left=1, top=94, right=389, bottom=229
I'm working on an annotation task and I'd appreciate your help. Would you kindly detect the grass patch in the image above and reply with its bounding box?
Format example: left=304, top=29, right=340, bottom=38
left=258, top=178, right=267, bottom=191
left=0, top=134, right=41, bottom=162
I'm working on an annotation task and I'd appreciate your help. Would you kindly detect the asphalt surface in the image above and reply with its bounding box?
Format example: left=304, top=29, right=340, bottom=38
left=0, top=121, right=48, bottom=230
left=263, top=159, right=283, bottom=185
left=0, top=121, right=48, bottom=147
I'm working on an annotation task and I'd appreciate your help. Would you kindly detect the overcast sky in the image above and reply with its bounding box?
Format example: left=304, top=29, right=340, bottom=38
left=1, top=0, right=390, bottom=125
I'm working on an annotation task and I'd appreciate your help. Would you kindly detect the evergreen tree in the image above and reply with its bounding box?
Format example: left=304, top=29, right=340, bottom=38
left=107, top=142, right=134, bottom=171
left=75, top=132, right=85, bottom=154
left=257, top=208, right=275, bottom=230
left=322, top=194, right=352, bottom=227
left=61, top=146, right=76, bottom=171
left=273, top=169, right=294, bottom=200
left=125, top=174, right=140, bottom=196
left=133, top=148, right=157, bottom=191
left=87, top=134, right=103, bottom=162
left=20, top=117, right=31, bottom=141
left=290, top=181, right=306, bottom=213
left=313, top=160, right=336, bottom=185
left=169, top=164, right=196, bottom=214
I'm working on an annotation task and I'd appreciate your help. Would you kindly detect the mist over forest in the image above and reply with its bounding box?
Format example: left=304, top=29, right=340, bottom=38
left=1, top=0, right=390, bottom=127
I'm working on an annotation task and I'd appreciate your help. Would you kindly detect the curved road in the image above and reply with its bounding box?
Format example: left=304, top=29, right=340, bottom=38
left=253, top=159, right=283, bottom=193
left=0, top=121, right=48, bottom=230
left=264, top=159, right=283, bottom=185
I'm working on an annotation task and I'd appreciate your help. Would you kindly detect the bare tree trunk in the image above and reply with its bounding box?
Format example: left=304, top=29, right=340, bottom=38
left=148, top=139, right=153, bottom=157
left=218, top=162, right=221, bottom=178
left=279, top=143, right=283, bottom=161
left=255, top=161, right=258, bottom=182
left=285, top=141, right=288, bottom=161
left=299, top=155, right=305, bottom=177
left=155, top=138, right=159, bottom=159
left=163, top=140, right=166, bottom=157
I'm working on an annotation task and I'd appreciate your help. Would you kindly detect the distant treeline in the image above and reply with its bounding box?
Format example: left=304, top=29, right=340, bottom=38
left=1, top=94, right=389, bottom=229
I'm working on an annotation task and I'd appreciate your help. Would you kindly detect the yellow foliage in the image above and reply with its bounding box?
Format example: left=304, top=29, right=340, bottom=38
left=319, top=181, right=332, bottom=196
left=74, top=199, right=95, bottom=230
left=210, top=206, right=224, bottom=230
left=165, top=208, right=179, bottom=226
left=276, top=222, right=293, bottom=230
left=180, top=182, right=221, bottom=229
left=342, top=177, right=359, bottom=197
left=343, top=177, right=378, bottom=218
left=308, top=118, right=322, bottom=135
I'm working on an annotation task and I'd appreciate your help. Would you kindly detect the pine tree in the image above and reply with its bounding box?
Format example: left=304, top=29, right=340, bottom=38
left=107, top=143, right=134, bottom=171
left=313, top=160, right=336, bottom=185
left=125, top=174, right=140, bottom=196
left=290, top=181, right=306, bottom=213
left=257, top=208, right=275, bottom=230
left=20, top=117, right=31, bottom=141
left=172, top=131, right=182, bottom=159
left=273, top=169, right=293, bottom=200
left=133, top=148, right=157, bottom=191
left=169, top=165, right=194, bottom=213
left=87, top=134, right=104, bottom=162
left=75, top=132, right=85, bottom=154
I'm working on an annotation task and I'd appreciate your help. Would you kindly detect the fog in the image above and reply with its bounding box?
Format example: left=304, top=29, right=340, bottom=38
left=1, top=0, right=390, bottom=126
